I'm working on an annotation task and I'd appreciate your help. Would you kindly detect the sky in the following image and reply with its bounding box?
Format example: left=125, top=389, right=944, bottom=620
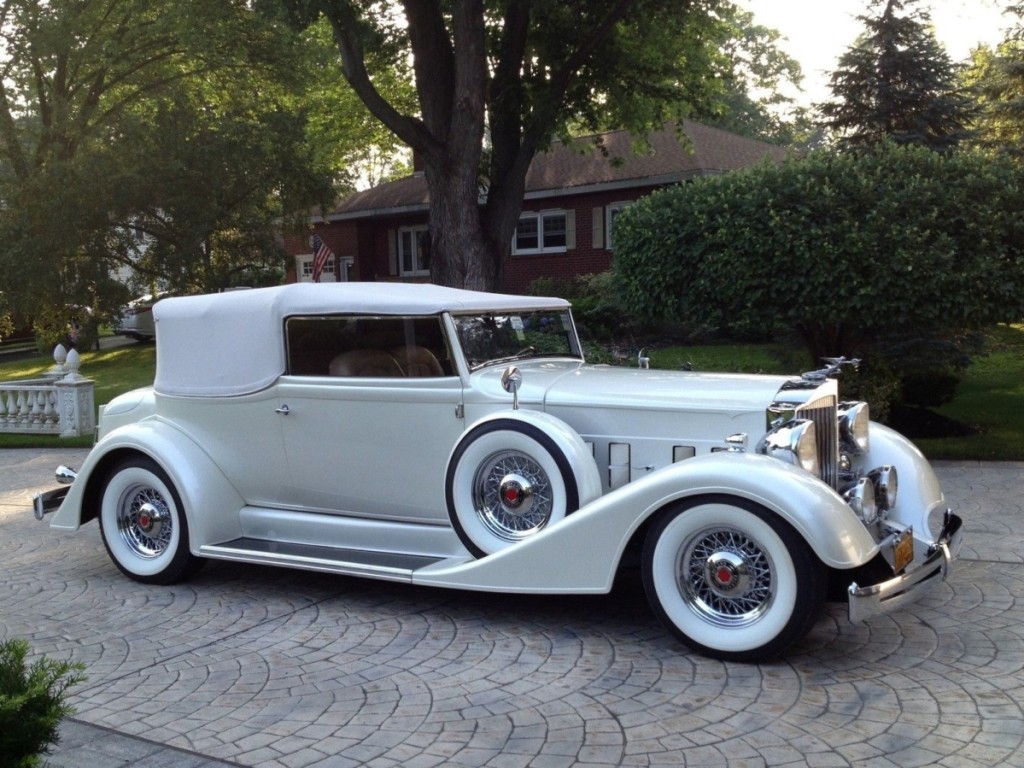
left=739, top=0, right=1015, bottom=107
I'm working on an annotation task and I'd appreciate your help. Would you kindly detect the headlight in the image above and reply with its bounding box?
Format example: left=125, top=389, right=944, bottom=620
left=762, top=419, right=819, bottom=475
left=867, top=465, right=898, bottom=510
left=843, top=477, right=878, bottom=525
left=839, top=401, right=870, bottom=454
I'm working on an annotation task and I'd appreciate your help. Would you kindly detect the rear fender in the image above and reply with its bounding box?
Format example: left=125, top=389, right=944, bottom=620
left=50, top=419, right=245, bottom=551
left=416, top=451, right=879, bottom=593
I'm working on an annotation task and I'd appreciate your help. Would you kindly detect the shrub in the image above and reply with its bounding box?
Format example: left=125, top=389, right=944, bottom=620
left=0, top=638, right=86, bottom=768
left=614, top=143, right=1024, bottom=414
left=527, top=271, right=638, bottom=341
left=31, top=305, right=99, bottom=354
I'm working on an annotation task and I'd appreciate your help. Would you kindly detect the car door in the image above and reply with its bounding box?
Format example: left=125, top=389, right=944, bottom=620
left=275, top=315, right=465, bottom=522
left=169, top=390, right=292, bottom=507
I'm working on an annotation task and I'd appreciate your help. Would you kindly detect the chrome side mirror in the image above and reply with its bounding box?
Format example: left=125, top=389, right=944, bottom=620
left=501, top=366, right=522, bottom=410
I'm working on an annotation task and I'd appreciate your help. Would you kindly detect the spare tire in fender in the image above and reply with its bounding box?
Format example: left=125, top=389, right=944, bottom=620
left=445, top=415, right=600, bottom=557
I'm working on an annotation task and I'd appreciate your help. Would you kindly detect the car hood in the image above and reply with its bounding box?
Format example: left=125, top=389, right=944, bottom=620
left=474, top=360, right=793, bottom=417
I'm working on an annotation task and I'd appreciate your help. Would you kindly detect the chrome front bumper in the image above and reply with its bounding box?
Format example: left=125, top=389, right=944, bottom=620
left=847, top=510, right=964, bottom=623
left=31, top=465, right=77, bottom=521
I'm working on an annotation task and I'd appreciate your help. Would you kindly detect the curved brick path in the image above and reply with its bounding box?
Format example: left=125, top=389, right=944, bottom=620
left=2, top=449, right=1022, bottom=767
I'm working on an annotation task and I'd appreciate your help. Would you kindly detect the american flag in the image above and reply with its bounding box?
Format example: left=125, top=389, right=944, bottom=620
left=309, top=234, right=334, bottom=282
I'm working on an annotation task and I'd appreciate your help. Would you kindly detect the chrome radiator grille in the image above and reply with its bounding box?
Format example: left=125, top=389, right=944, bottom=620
left=796, top=394, right=839, bottom=489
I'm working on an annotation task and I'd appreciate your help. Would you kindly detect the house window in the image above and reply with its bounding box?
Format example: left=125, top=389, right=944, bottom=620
left=297, top=254, right=336, bottom=282
left=606, top=202, right=631, bottom=251
left=398, top=226, right=430, bottom=276
left=514, top=211, right=568, bottom=255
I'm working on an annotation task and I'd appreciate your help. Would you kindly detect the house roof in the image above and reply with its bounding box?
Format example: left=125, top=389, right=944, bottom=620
left=326, top=121, right=787, bottom=222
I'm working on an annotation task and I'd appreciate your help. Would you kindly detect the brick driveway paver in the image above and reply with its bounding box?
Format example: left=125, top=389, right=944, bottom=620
left=2, top=448, right=1022, bottom=767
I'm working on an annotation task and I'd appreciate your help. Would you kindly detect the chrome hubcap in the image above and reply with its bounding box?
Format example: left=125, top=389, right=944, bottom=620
left=498, top=473, right=533, bottom=513
left=678, top=526, right=774, bottom=627
left=117, top=485, right=173, bottom=559
left=474, top=451, right=553, bottom=541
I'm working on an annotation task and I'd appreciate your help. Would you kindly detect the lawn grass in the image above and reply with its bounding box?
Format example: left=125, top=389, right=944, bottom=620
left=647, top=342, right=811, bottom=376
left=912, top=324, right=1024, bottom=461
left=2, top=325, right=1022, bottom=460
left=0, top=343, right=155, bottom=448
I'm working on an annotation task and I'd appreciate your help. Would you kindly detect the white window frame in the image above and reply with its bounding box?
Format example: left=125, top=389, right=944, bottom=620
left=398, top=226, right=430, bottom=277
left=513, top=210, right=569, bottom=255
left=606, top=202, right=632, bottom=251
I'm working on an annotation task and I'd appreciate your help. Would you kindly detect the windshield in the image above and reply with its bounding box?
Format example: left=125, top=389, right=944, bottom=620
left=453, top=309, right=582, bottom=370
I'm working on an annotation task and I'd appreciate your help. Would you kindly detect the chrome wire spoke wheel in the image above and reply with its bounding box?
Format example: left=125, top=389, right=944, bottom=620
left=642, top=497, right=825, bottom=661
left=473, top=450, right=554, bottom=542
left=117, top=483, right=174, bottom=559
left=678, top=526, right=775, bottom=627
left=99, top=457, right=200, bottom=584
left=447, top=419, right=588, bottom=557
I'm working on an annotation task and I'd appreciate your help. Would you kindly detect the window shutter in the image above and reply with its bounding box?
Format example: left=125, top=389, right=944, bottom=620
left=387, top=229, right=398, bottom=276
left=592, top=207, right=604, bottom=249
left=565, top=209, right=576, bottom=250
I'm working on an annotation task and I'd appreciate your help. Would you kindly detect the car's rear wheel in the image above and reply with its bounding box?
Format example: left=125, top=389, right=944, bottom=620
left=98, top=456, right=200, bottom=584
left=446, top=420, right=580, bottom=557
left=642, top=495, right=825, bottom=661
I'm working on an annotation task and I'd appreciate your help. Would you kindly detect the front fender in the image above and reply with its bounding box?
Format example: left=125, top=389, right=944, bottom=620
left=862, top=421, right=946, bottom=539
left=415, top=451, right=879, bottom=594
left=450, top=409, right=603, bottom=508
left=50, top=418, right=245, bottom=552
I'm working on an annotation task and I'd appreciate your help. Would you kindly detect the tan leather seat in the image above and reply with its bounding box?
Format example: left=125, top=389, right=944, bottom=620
left=328, top=349, right=403, bottom=377
left=391, top=346, right=444, bottom=377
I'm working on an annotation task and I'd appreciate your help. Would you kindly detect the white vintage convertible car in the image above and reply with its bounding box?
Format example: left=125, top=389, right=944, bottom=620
left=35, top=283, right=962, bottom=660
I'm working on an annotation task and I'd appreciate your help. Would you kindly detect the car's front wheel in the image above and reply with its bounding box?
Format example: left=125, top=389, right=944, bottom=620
left=642, top=496, right=825, bottom=661
left=98, top=457, right=201, bottom=584
left=446, top=420, right=581, bottom=557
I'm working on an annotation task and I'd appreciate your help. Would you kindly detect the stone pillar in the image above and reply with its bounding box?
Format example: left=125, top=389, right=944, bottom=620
left=53, top=347, right=95, bottom=438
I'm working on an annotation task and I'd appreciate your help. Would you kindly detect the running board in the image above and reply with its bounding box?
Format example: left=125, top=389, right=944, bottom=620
left=199, top=538, right=447, bottom=582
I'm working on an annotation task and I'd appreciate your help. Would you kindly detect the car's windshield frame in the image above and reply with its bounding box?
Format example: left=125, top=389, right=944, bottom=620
left=450, top=308, right=583, bottom=371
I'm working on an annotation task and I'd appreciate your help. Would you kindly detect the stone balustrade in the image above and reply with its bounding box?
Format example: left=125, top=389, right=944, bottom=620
left=0, top=344, right=96, bottom=438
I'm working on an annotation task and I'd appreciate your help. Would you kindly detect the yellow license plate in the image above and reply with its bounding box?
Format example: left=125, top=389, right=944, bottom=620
left=894, top=529, right=914, bottom=573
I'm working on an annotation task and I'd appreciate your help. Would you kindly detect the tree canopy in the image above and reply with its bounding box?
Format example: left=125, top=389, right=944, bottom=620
left=962, top=5, right=1024, bottom=157
left=288, top=0, right=771, bottom=291
left=0, top=0, right=336, bottom=333
left=817, top=0, right=974, bottom=150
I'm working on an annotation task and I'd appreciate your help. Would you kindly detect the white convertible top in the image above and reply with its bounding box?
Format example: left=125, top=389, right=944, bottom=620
left=153, top=282, right=569, bottom=397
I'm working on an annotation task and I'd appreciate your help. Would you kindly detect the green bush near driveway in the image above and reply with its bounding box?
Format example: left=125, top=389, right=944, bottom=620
left=0, top=638, right=86, bottom=768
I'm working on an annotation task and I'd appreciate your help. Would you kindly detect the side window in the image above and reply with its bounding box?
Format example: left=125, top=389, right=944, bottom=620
left=285, top=316, right=452, bottom=378
left=512, top=210, right=573, bottom=255
left=398, top=227, right=430, bottom=277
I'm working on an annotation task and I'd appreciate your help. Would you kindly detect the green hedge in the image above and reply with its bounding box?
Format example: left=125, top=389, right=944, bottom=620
left=614, top=143, right=1024, bottom=413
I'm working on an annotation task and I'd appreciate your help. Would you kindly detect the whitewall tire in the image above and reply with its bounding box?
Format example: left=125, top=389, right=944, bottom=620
left=446, top=419, right=581, bottom=557
left=98, top=456, right=200, bottom=585
left=642, top=495, right=825, bottom=661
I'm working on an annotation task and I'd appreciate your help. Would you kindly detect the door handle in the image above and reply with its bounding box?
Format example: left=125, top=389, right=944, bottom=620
left=275, top=404, right=291, bottom=415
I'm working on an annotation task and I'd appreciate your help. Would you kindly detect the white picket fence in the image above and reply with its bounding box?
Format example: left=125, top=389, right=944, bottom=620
left=0, top=344, right=95, bottom=438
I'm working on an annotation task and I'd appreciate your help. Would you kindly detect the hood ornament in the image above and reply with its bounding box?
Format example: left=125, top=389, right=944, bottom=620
left=802, top=356, right=861, bottom=383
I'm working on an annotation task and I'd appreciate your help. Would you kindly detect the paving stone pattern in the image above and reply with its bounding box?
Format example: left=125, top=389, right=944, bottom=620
left=2, top=448, right=1022, bottom=767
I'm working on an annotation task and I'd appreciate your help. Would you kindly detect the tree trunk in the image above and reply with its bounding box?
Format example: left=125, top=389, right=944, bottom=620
left=424, top=160, right=500, bottom=291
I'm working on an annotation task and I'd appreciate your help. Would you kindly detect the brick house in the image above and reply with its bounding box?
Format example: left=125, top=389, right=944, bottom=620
left=282, top=121, right=787, bottom=294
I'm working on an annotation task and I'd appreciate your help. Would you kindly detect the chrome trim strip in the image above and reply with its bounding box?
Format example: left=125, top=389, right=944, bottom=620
left=847, top=511, right=963, bottom=623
